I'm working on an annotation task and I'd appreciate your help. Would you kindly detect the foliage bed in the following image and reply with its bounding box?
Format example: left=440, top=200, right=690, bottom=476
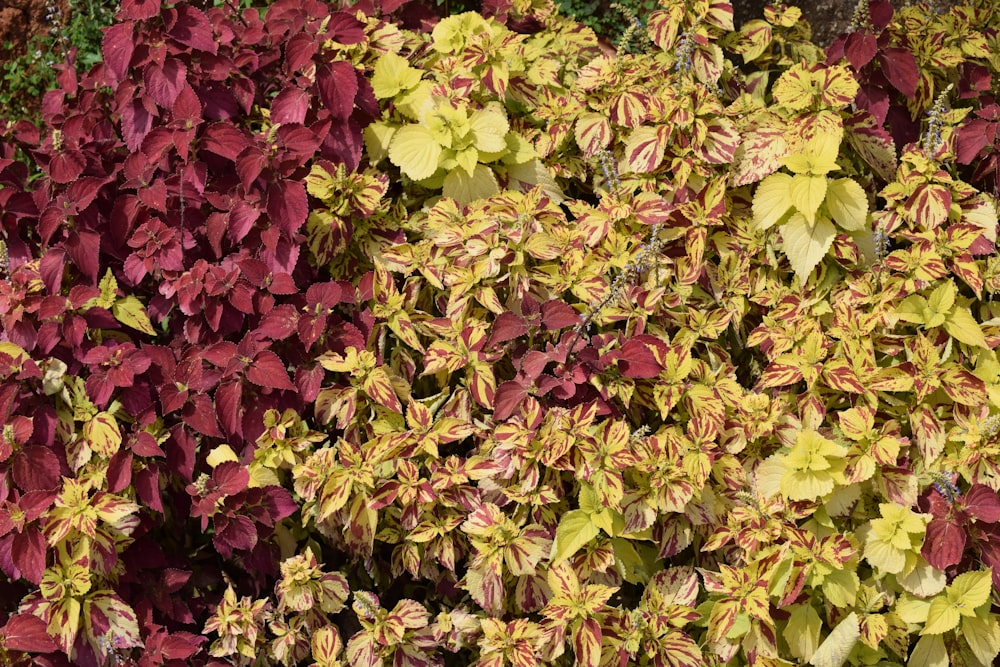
left=2, top=0, right=1000, bottom=665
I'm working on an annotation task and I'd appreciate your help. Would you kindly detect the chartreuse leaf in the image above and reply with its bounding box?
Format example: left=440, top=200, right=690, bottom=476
left=782, top=130, right=842, bottom=175
left=784, top=604, right=822, bottom=661
left=113, top=295, right=155, bottom=335
left=442, top=164, right=500, bottom=205
left=371, top=51, right=422, bottom=99
left=809, top=612, right=859, bottom=667
left=752, top=172, right=793, bottom=230
left=963, top=614, right=1000, bottom=665
left=862, top=503, right=928, bottom=575
left=825, top=178, right=868, bottom=231
left=469, top=106, right=509, bottom=155
left=909, top=634, right=948, bottom=667
left=945, top=306, right=989, bottom=349
left=781, top=213, right=836, bottom=284
left=779, top=429, right=848, bottom=501
left=551, top=510, right=599, bottom=562
left=388, top=125, right=442, bottom=180
left=923, top=570, right=993, bottom=635
left=789, top=174, right=827, bottom=223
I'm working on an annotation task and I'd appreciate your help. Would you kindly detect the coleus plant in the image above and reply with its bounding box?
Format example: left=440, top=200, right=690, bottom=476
left=3, top=0, right=1000, bottom=666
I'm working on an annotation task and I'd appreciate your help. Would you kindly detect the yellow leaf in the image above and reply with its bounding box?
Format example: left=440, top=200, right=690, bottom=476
left=113, top=296, right=156, bottom=335
left=773, top=63, right=817, bottom=110
left=908, top=634, right=948, bottom=667
left=470, top=106, right=509, bottom=155
left=442, top=164, right=499, bottom=206
left=388, top=125, right=443, bottom=180
left=945, top=307, right=988, bottom=349
left=371, top=51, right=422, bottom=99
left=781, top=213, right=836, bottom=283
left=83, top=412, right=122, bottom=458
left=825, top=178, right=868, bottom=231
left=962, top=615, right=1000, bottom=665
left=784, top=605, right=822, bottom=661
left=946, top=570, right=993, bottom=614
left=207, top=444, right=239, bottom=467
left=922, top=596, right=961, bottom=635
left=789, top=174, right=828, bottom=223
left=752, top=172, right=794, bottom=230
left=551, top=510, right=600, bottom=562
left=810, top=612, right=859, bottom=667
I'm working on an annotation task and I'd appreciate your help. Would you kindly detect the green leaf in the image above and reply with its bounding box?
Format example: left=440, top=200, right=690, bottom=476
left=789, top=174, right=828, bottom=223
left=113, top=296, right=155, bottom=335
left=551, top=510, right=600, bottom=562
left=809, top=611, right=859, bottom=667
left=781, top=213, right=836, bottom=284
left=825, top=178, right=867, bottom=231
left=388, top=125, right=443, bottom=180
left=945, top=307, right=988, bottom=349
left=752, top=172, right=794, bottom=230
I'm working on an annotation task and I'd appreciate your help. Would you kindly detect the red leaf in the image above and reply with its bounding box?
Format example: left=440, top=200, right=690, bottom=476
left=1, top=613, right=58, bottom=653
left=266, top=180, right=308, bottom=234
left=48, top=150, right=87, bottom=184
left=102, top=21, right=136, bottom=84
left=214, top=461, right=250, bottom=496
left=271, top=86, right=310, bottom=124
left=844, top=31, right=877, bottom=70
left=323, top=12, right=366, bottom=44
left=144, top=58, right=188, bottom=109
left=921, top=518, right=965, bottom=570
left=955, top=119, right=993, bottom=165
left=215, top=380, right=244, bottom=438
left=963, top=484, right=1000, bottom=523
left=160, top=631, right=204, bottom=659
left=13, top=446, right=60, bottom=491
left=136, top=465, right=164, bottom=513
left=488, top=312, right=529, bottom=347
left=202, top=122, right=250, bottom=161
left=167, top=5, right=217, bottom=54
left=12, top=529, right=46, bottom=584
left=493, top=381, right=528, bottom=422
left=317, top=61, right=358, bottom=121
left=879, top=48, right=919, bottom=99
left=183, top=393, right=224, bottom=438
left=617, top=338, right=662, bottom=379
left=215, top=514, right=257, bottom=552
left=120, top=0, right=160, bottom=19
left=121, top=97, right=157, bottom=152
left=540, top=300, right=581, bottom=330
left=245, top=350, right=295, bottom=390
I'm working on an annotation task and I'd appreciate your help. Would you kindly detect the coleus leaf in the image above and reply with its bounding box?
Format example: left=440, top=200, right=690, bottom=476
left=245, top=350, right=295, bottom=390
left=101, top=21, right=135, bottom=85
left=963, top=484, right=1000, bottom=523
left=0, top=614, right=58, bottom=653
left=921, top=518, right=965, bottom=571
left=165, top=5, right=217, bottom=54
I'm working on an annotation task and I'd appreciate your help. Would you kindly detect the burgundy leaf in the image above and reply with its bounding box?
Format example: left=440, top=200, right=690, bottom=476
left=284, top=33, right=318, bottom=75
left=493, top=381, right=528, bottom=422
left=323, top=12, right=366, bottom=44
left=844, top=31, right=877, bottom=70
left=214, top=461, right=250, bottom=496
left=616, top=338, right=662, bottom=379
left=107, top=450, right=134, bottom=493
left=120, top=0, right=160, bottom=19
left=144, top=58, right=188, bottom=109
left=183, top=393, right=224, bottom=438
left=66, top=229, right=102, bottom=285
left=13, top=446, right=60, bottom=491
left=955, top=119, right=993, bottom=165
left=488, top=312, right=529, bottom=347
left=246, top=350, right=295, bottom=390
left=1, top=614, right=58, bottom=653
left=271, top=86, right=310, bottom=124
left=102, top=21, right=136, bottom=84
left=878, top=48, right=919, bottom=99
left=921, top=518, right=965, bottom=570
left=266, top=180, right=308, bottom=234
left=215, top=380, right=243, bottom=438
left=540, top=300, right=581, bottom=330
left=121, top=97, right=157, bottom=152
left=167, top=5, right=217, bottom=54
left=963, top=484, right=1000, bottom=523
left=215, top=514, right=257, bottom=552
left=12, top=529, right=46, bottom=584
left=48, top=150, right=87, bottom=184
left=201, top=122, right=251, bottom=161
left=136, top=464, right=164, bottom=513
left=316, top=61, right=358, bottom=121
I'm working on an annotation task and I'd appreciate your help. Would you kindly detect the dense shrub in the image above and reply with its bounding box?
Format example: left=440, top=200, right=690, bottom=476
left=2, top=0, right=1000, bottom=666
